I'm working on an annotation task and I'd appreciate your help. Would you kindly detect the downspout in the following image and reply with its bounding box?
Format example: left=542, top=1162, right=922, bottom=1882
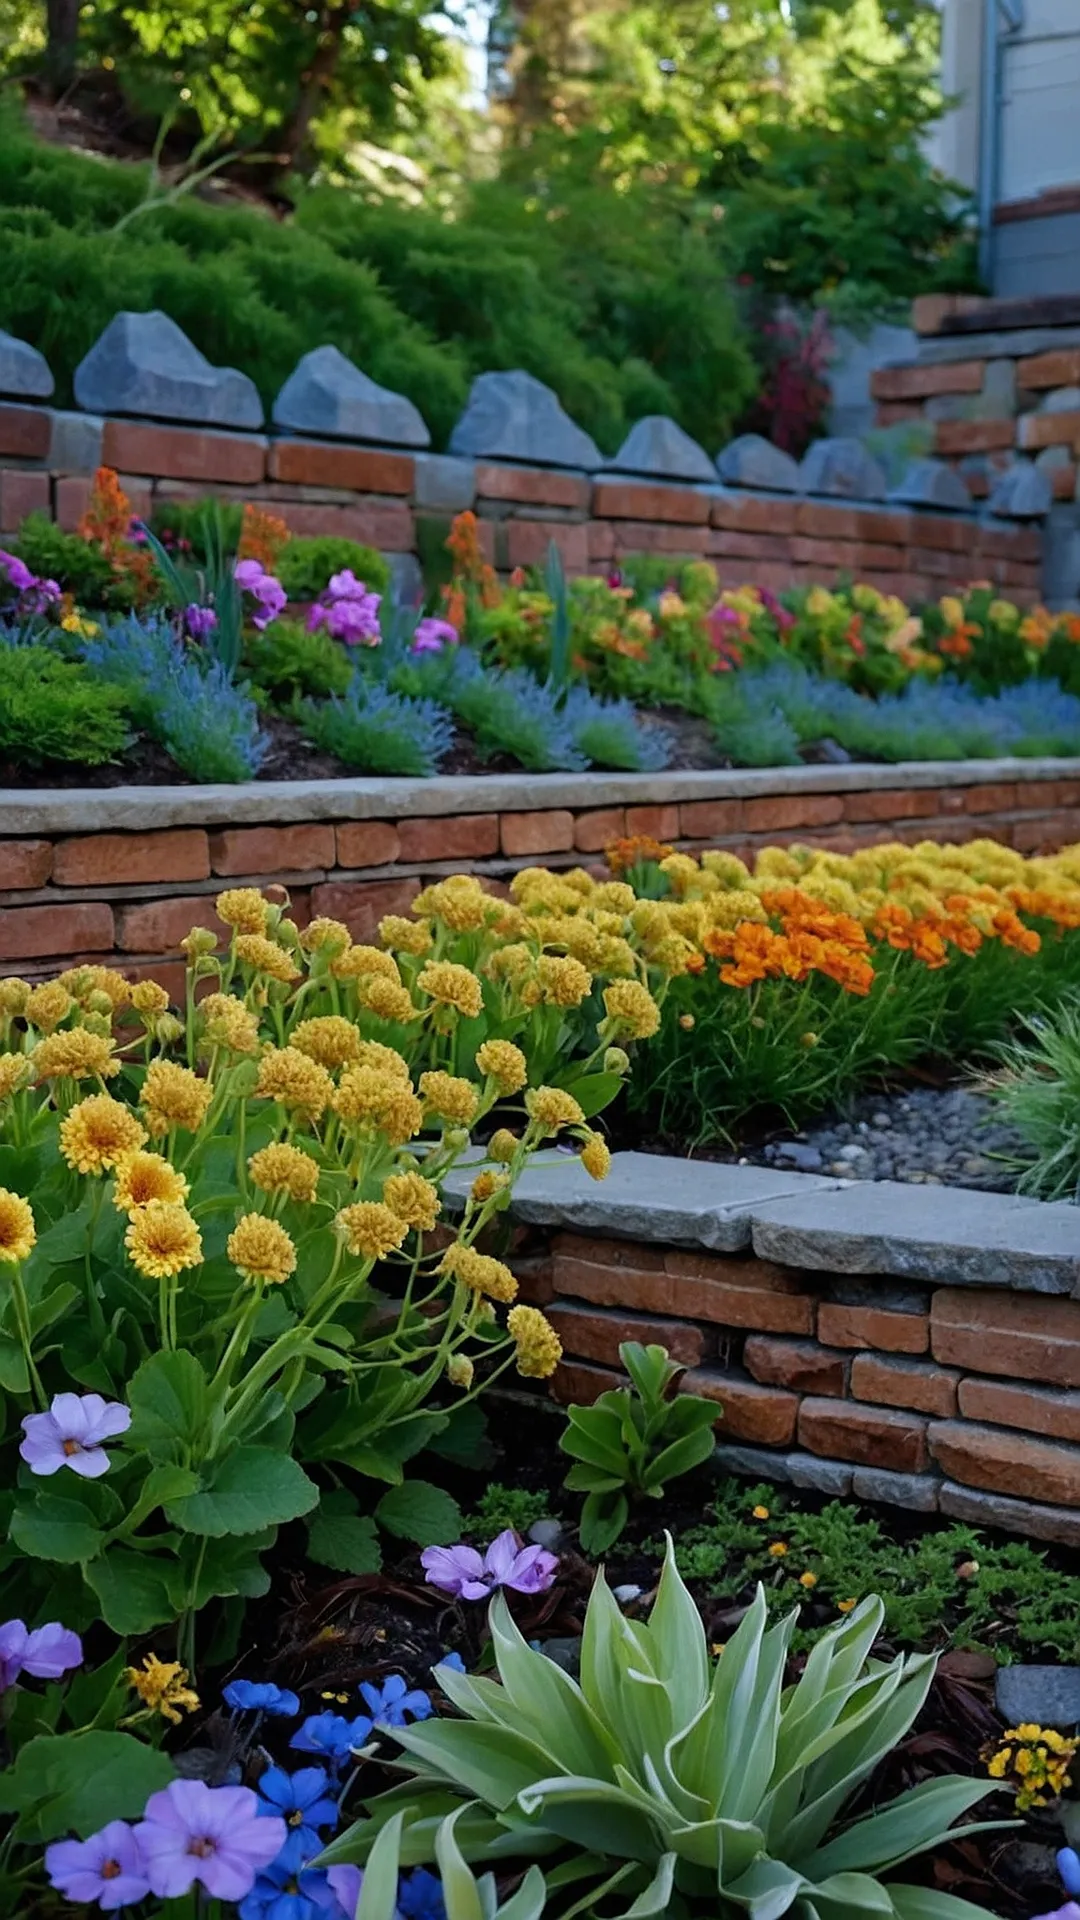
left=977, top=0, right=1001, bottom=290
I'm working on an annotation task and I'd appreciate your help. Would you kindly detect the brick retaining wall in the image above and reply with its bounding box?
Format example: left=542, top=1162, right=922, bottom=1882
left=3, top=760, right=1080, bottom=978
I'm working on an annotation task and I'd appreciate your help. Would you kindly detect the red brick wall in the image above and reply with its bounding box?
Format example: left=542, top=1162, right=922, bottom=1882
left=529, top=1231, right=1080, bottom=1544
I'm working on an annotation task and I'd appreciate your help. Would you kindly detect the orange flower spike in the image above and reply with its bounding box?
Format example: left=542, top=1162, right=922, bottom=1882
left=238, top=503, right=289, bottom=571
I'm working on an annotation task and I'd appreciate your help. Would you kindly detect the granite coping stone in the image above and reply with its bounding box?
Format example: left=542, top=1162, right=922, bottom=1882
left=1, top=756, right=1079, bottom=836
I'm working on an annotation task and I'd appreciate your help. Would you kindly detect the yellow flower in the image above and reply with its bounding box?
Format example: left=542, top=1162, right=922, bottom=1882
left=526, top=1086, right=584, bottom=1137
left=799, top=1571, right=818, bottom=1589
left=255, top=1047, right=334, bottom=1119
left=57, top=966, right=132, bottom=1011
left=417, top=960, right=484, bottom=1019
left=61, top=611, right=100, bottom=638
left=125, top=1201, right=203, bottom=1279
left=227, top=1213, right=297, bottom=1286
left=536, top=955, right=592, bottom=1008
left=180, top=927, right=218, bottom=960
left=507, top=1304, right=562, bottom=1378
left=233, top=935, right=300, bottom=984
left=488, top=1128, right=519, bottom=1164
left=446, top=1352, right=474, bottom=1389
left=291, top=1015, right=362, bottom=1070
left=485, top=943, right=533, bottom=985
left=124, top=1654, right=200, bottom=1725
left=23, top=982, right=72, bottom=1030
left=0, top=977, right=30, bottom=1017
left=602, top=979, right=661, bottom=1040
left=579, top=1132, right=611, bottom=1181
left=248, top=1143, right=320, bottom=1204
left=199, top=992, right=260, bottom=1055
left=475, top=1039, right=527, bottom=1096
left=334, top=1201, right=408, bottom=1261
left=300, top=917, right=352, bottom=957
left=768, top=1541, right=788, bottom=1558
left=131, top=980, right=170, bottom=1017
left=0, top=1053, right=30, bottom=1099
left=113, top=1151, right=190, bottom=1215
left=414, top=875, right=489, bottom=933
left=354, top=1040, right=413, bottom=1082
left=32, top=1028, right=119, bottom=1082
left=357, top=977, right=415, bottom=1023
left=837, top=1599, right=858, bottom=1614
left=142, top=1061, right=212, bottom=1136
left=333, top=1065, right=423, bottom=1144
left=752, top=1505, right=770, bottom=1520
left=469, top=1169, right=508, bottom=1204
left=420, top=1071, right=480, bottom=1128
left=440, top=1243, right=517, bottom=1302
left=60, top=1095, right=147, bottom=1175
left=378, top=914, right=432, bottom=956
left=0, top=1188, right=35, bottom=1263
left=332, top=946, right=401, bottom=983
left=216, top=888, right=269, bottom=934
left=382, top=1171, right=441, bottom=1231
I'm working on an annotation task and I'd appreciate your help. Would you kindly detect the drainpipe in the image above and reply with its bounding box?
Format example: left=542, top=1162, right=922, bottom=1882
left=978, top=0, right=1024, bottom=293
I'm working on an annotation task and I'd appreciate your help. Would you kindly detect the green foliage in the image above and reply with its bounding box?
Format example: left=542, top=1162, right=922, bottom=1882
left=465, top=1484, right=551, bottom=1540
left=142, top=506, right=244, bottom=673
left=245, top=619, right=353, bottom=704
left=298, top=679, right=454, bottom=776
left=0, top=644, right=131, bottom=768
left=324, top=1542, right=1003, bottom=1919
left=276, top=537, right=391, bottom=604
left=984, top=1002, right=1080, bottom=1201
left=560, top=1342, right=717, bottom=1552
left=341, top=1809, right=551, bottom=1920
left=151, top=495, right=244, bottom=558
left=12, top=513, right=119, bottom=607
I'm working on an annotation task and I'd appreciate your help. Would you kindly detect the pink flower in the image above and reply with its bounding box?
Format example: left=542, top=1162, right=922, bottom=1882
left=421, top=1529, right=558, bottom=1601
left=134, top=1779, right=285, bottom=1902
left=20, top=1392, right=130, bottom=1478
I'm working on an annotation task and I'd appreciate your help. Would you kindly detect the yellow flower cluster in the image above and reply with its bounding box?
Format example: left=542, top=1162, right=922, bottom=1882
left=985, top=1723, right=1077, bottom=1810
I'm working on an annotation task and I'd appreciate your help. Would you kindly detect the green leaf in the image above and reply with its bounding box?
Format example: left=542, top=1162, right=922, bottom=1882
left=375, top=1480, right=462, bottom=1546
left=802, top=1778, right=1004, bottom=1880
left=434, top=1806, right=486, bottom=1920
left=356, top=1811, right=407, bottom=1920
left=308, top=1510, right=382, bottom=1575
left=561, top=1071, right=623, bottom=1119
left=166, top=1446, right=319, bottom=1537
left=428, top=1401, right=492, bottom=1468
left=34, top=1206, right=94, bottom=1267
left=62, top=1646, right=130, bottom=1733
left=0, top=1731, right=174, bottom=1842
left=127, top=1350, right=210, bottom=1457
left=29, top=1282, right=81, bottom=1336
left=887, top=1889, right=1011, bottom=1920
left=10, top=1496, right=104, bottom=1565
left=0, top=1335, right=29, bottom=1393
left=84, top=1549, right=179, bottom=1635
left=579, top=1491, right=629, bottom=1555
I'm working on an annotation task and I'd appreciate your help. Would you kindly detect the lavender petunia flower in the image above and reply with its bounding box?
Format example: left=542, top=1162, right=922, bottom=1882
left=327, top=1862, right=364, bottom=1919
left=420, top=1529, right=558, bottom=1602
left=1033, top=1908, right=1080, bottom=1920
left=0, top=1618, right=82, bottom=1690
left=358, top=1674, right=432, bottom=1728
left=20, top=1392, right=130, bottom=1478
left=326, top=569, right=368, bottom=599
left=134, top=1779, right=285, bottom=1902
left=223, top=1679, right=300, bottom=1717
left=289, top=1711, right=374, bottom=1765
left=45, top=1820, right=150, bottom=1911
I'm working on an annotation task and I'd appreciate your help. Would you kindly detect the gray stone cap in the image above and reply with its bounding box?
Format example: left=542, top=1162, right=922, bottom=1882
left=2, top=755, right=1078, bottom=836
left=486, top=1149, right=1080, bottom=1293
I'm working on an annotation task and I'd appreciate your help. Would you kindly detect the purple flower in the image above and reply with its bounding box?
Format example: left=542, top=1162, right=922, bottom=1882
left=309, top=591, right=382, bottom=647
left=0, top=1618, right=82, bottom=1690
left=0, top=549, right=35, bottom=594
left=420, top=1529, right=558, bottom=1601
left=184, top=603, right=219, bottom=640
left=1033, top=1908, right=1080, bottom=1920
left=45, top=1820, right=150, bottom=1911
left=410, top=617, right=458, bottom=656
left=327, top=1863, right=364, bottom=1918
left=235, top=559, right=287, bottom=631
left=256, top=1765, right=339, bottom=1846
left=239, top=1830, right=339, bottom=1920
left=224, top=1679, right=300, bottom=1716
left=289, top=1711, right=373, bottom=1765
left=358, top=1674, right=432, bottom=1728
left=134, top=1779, right=285, bottom=1902
left=20, top=1392, right=130, bottom=1478
left=326, top=569, right=368, bottom=600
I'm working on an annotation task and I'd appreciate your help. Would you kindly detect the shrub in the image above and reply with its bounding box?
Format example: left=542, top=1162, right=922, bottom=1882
left=984, top=1000, right=1080, bottom=1201
left=562, top=683, right=673, bottom=772
left=561, top=1342, right=717, bottom=1551
left=0, top=642, right=131, bottom=767
left=276, top=536, right=391, bottom=603
left=429, top=655, right=586, bottom=772
left=244, top=619, right=354, bottom=704
left=85, top=615, right=267, bottom=781
left=11, top=513, right=119, bottom=608
left=299, top=678, right=454, bottom=777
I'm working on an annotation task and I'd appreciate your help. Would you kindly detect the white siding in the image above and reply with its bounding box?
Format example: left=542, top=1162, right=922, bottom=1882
left=999, top=0, right=1080, bottom=202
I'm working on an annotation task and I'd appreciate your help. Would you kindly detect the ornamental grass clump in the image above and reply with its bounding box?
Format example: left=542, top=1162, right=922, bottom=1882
left=0, top=881, right=666, bottom=1638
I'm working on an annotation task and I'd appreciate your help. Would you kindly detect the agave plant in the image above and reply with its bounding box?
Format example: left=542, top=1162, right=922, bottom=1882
left=322, top=1539, right=1009, bottom=1918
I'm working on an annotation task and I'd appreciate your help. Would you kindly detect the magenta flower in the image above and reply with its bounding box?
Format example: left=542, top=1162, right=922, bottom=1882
left=20, top=1392, right=131, bottom=1478
left=134, top=1779, right=286, bottom=1901
left=0, top=1618, right=82, bottom=1690
left=326, top=568, right=368, bottom=599
left=184, top=603, right=218, bottom=640
left=235, top=559, right=287, bottom=631
left=411, top=617, right=459, bottom=655
left=45, top=1820, right=149, bottom=1911
left=0, top=548, right=35, bottom=593
left=421, top=1529, right=558, bottom=1601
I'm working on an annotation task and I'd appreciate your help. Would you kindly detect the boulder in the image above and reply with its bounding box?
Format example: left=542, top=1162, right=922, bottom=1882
left=0, top=329, right=53, bottom=401
left=888, top=458, right=971, bottom=511
left=800, top=436, right=887, bottom=501
left=610, top=415, right=715, bottom=483
left=987, top=461, right=1053, bottom=520
left=715, top=433, right=800, bottom=492
left=272, top=344, right=429, bottom=447
left=449, top=370, right=601, bottom=471
left=74, top=311, right=262, bottom=429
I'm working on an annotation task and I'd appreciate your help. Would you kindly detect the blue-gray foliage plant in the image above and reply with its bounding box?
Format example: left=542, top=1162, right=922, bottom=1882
left=322, top=1539, right=1008, bottom=1920
left=299, top=678, right=454, bottom=778
left=84, top=614, right=267, bottom=783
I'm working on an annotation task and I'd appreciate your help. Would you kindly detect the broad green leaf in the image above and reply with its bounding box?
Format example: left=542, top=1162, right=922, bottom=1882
left=0, top=1731, right=174, bottom=1842
left=0, top=1335, right=29, bottom=1393
left=10, top=1496, right=103, bottom=1565
left=29, top=1282, right=80, bottom=1336
left=395, top=1720, right=564, bottom=1812
left=429, top=1401, right=493, bottom=1468
left=376, top=1480, right=462, bottom=1546
left=435, top=1807, right=485, bottom=1920
left=579, top=1491, right=630, bottom=1555
left=127, top=1350, right=209, bottom=1457
left=886, top=1888, right=1006, bottom=1920
left=560, top=1071, right=622, bottom=1119
left=356, top=1810, right=406, bottom=1920
left=166, top=1446, right=318, bottom=1537
left=308, top=1510, right=382, bottom=1575
left=783, top=1660, right=938, bottom=1860
left=809, top=1871, right=895, bottom=1916
left=800, top=1778, right=1005, bottom=1880
left=515, top=1775, right=664, bottom=1863
left=614, top=1852, right=676, bottom=1917
left=34, top=1206, right=95, bottom=1267
left=646, top=1536, right=708, bottom=1730
left=488, top=1591, right=619, bottom=1782
left=644, top=1425, right=717, bottom=1489
left=493, top=1866, right=548, bottom=1920
left=62, top=1646, right=130, bottom=1732
left=84, top=1549, right=178, bottom=1635
left=725, top=1857, right=808, bottom=1920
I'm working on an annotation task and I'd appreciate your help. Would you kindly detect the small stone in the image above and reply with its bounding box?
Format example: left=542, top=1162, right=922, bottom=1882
left=540, top=1637, right=581, bottom=1677
left=786, top=1453, right=854, bottom=1496
left=48, top=409, right=103, bottom=473
left=272, top=344, right=430, bottom=447
left=612, top=1583, right=644, bottom=1604
left=413, top=452, right=476, bottom=512
left=450, top=370, right=601, bottom=471
left=611, top=415, right=715, bottom=483
left=0, top=328, right=53, bottom=401
left=987, top=462, right=1052, bottom=520
left=1039, top=386, right=1080, bottom=414
left=527, top=1519, right=565, bottom=1551
left=872, top=1113, right=892, bottom=1128
left=800, top=436, right=887, bottom=501
left=995, top=1665, right=1080, bottom=1729
left=837, top=1144, right=866, bottom=1162
left=775, top=1143, right=824, bottom=1173
left=851, top=1467, right=939, bottom=1512
left=888, top=457, right=970, bottom=511
left=714, top=434, right=800, bottom=492
left=74, top=311, right=262, bottom=428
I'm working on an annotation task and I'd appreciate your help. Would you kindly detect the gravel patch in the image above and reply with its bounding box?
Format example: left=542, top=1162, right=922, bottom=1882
left=756, top=1085, right=1035, bottom=1192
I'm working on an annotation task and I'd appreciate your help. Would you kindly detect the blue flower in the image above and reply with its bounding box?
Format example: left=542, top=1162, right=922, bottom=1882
left=224, top=1680, right=301, bottom=1717
left=397, top=1867, right=446, bottom=1920
left=435, top=1651, right=466, bottom=1675
left=289, top=1712, right=373, bottom=1766
left=238, top=1829, right=339, bottom=1920
left=257, top=1767, right=339, bottom=1849
left=1060, top=1850, right=1080, bottom=1898
left=358, top=1675, right=433, bottom=1729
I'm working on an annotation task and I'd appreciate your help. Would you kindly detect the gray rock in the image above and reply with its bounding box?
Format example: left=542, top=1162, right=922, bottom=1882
left=889, top=458, right=971, bottom=511
left=1040, top=386, right=1080, bottom=415
left=973, top=359, right=1017, bottom=420
left=996, top=1665, right=1080, bottom=1729
left=48, top=409, right=103, bottom=473
left=715, top=434, right=800, bottom=493
left=449, top=371, right=601, bottom=471
left=786, top=1453, right=854, bottom=1496
left=272, top=344, right=429, bottom=448
left=74, top=311, right=262, bottom=428
left=527, top=1519, right=565, bottom=1551
left=941, top=1481, right=1080, bottom=1549
left=800, top=436, right=887, bottom=501
left=775, top=1143, right=824, bottom=1174
left=413, top=452, right=476, bottom=514
left=987, top=462, right=1053, bottom=520
left=539, top=1637, right=581, bottom=1677
left=385, top=552, right=423, bottom=606
left=611, top=415, right=715, bottom=484
left=712, top=1443, right=793, bottom=1482
left=612, top=1583, right=644, bottom=1605
left=0, top=329, right=53, bottom=401
left=1037, top=444, right=1073, bottom=473
left=851, top=1468, right=940, bottom=1513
